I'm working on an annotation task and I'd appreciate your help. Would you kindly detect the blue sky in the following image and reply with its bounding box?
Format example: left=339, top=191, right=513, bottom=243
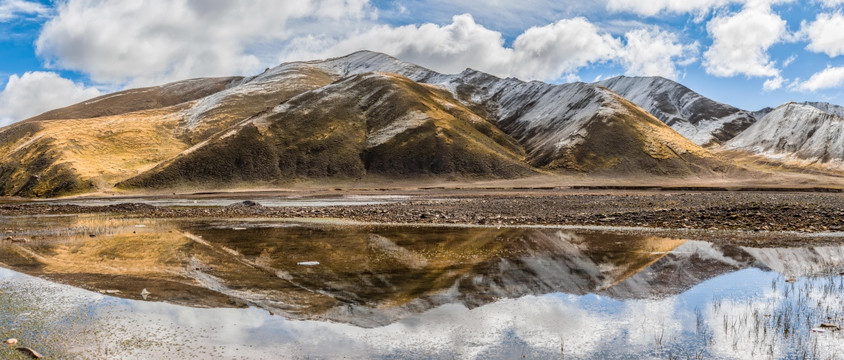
left=3, top=0, right=844, bottom=125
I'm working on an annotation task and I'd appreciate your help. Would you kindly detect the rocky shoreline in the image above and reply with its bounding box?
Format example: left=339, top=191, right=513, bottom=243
left=2, top=191, right=843, bottom=235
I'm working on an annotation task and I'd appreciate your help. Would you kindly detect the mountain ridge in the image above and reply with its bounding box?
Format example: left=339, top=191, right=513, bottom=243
left=726, top=102, right=844, bottom=170
left=0, top=50, right=830, bottom=198
left=597, top=75, right=757, bottom=146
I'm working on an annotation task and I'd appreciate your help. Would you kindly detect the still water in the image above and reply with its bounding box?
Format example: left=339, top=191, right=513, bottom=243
left=1, top=215, right=843, bottom=359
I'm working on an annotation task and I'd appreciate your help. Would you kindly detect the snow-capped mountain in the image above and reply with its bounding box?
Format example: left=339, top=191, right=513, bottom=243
left=597, top=76, right=757, bottom=146
left=309, top=52, right=718, bottom=174
left=0, top=51, right=725, bottom=197
left=725, top=102, right=844, bottom=170
left=802, top=101, right=844, bottom=118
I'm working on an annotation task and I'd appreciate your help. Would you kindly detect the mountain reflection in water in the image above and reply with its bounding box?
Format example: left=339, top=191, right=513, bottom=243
left=1, top=215, right=844, bottom=359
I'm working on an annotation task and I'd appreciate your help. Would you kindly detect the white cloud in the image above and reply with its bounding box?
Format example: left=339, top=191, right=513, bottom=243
left=286, top=14, right=695, bottom=82
left=388, top=0, right=606, bottom=33
left=0, top=0, right=48, bottom=21
left=606, top=0, right=734, bottom=16
left=702, top=2, right=787, bottom=78
left=607, top=0, right=794, bottom=16
left=619, top=28, right=698, bottom=79
left=286, top=14, right=623, bottom=81
left=509, top=17, right=622, bottom=80
left=782, top=54, right=797, bottom=67
left=763, top=75, right=784, bottom=91
left=791, top=66, right=844, bottom=91
left=817, top=0, right=844, bottom=7
left=35, top=0, right=375, bottom=86
left=802, top=13, right=844, bottom=57
left=0, top=0, right=47, bottom=21
left=32, top=1, right=697, bottom=87
left=293, top=14, right=515, bottom=76
left=0, top=72, right=101, bottom=126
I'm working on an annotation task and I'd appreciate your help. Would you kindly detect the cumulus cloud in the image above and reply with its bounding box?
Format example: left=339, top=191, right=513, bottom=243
left=0, top=72, right=101, bottom=126
left=791, top=66, right=844, bottom=91
left=802, top=13, right=844, bottom=57
left=31, top=1, right=699, bottom=87
left=287, top=14, right=622, bottom=81
left=702, top=2, right=787, bottom=78
left=287, top=14, right=695, bottom=82
left=508, top=17, right=622, bottom=80
left=35, top=0, right=374, bottom=86
left=619, top=28, right=699, bottom=79
left=763, top=75, right=785, bottom=91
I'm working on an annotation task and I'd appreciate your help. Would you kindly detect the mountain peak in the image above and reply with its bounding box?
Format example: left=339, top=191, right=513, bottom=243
left=603, top=75, right=673, bottom=83
left=798, top=101, right=844, bottom=118
left=726, top=101, right=844, bottom=170
left=597, top=75, right=755, bottom=145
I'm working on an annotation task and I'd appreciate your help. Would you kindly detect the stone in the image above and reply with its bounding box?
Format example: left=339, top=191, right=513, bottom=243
left=16, top=347, right=43, bottom=359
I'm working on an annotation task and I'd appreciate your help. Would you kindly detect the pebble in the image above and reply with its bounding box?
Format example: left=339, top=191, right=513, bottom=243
left=16, top=347, right=43, bottom=359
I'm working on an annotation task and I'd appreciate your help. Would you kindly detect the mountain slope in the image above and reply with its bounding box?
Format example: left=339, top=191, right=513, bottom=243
left=1, top=51, right=733, bottom=197
left=311, top=52, right=723, bottom=175
left=119, top=72, right=535, bottom=188
left=725, top=102, right=844, bottom=170
left=0, top=77, right=248, bottom=197
left=28, top=77, right=243, bottom=122
left=597, top=76, right=756, bottom=146
left=802, top=101, right=844, bottom=118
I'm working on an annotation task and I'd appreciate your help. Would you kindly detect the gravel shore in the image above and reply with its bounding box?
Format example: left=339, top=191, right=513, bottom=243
left=3, top=190, right=843, bottom=234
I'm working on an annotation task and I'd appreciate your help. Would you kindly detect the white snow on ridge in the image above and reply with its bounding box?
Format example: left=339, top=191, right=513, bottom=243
left=804, top=101, right=844, bottom=118
left=598, top=76, right=756, bottom=145
left=301, top=51, right=629, bottom=157
left=726, top=103, right=844, bottom=168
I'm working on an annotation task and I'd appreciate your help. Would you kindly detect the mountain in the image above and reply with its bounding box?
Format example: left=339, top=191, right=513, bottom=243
left=597, top=76, right=757, bottom=146
left=725, top=102, right=844, bottom=170
left=28, top=77, right=244, bottom=122
left=121, top=71, right=535, bottom=189
left=1, top=51, right=728, bottom=197
left=310, top=52, right=717, bottom=173
left=801, top=101, right=844, bottom=117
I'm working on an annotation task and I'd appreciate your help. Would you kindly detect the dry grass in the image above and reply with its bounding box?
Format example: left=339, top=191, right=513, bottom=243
left=43, top=108, right=190, bottom=185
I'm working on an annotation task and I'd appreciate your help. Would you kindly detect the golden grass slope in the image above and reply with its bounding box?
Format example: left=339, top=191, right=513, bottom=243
left=120, top=72, right=536, bottom=189
left=0, top=65, right=341, bottom=197
left=530, top=88, right=724, bottom=175
left=0, top=105, right=194, bottom=197
left=28, top=77, right=242, bottom=122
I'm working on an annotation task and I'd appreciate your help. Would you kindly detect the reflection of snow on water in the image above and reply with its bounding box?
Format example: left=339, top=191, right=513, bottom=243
left=3, top=261, right=844, bottom=358
left=3, top=218, right=844, bottom=359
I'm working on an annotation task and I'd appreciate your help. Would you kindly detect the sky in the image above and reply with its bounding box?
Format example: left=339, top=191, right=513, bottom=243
left=3, top=0, right=844, bottom=126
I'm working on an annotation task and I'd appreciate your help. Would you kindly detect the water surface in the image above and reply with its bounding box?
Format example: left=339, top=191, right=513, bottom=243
left=1, top=215, right=843, bottom=359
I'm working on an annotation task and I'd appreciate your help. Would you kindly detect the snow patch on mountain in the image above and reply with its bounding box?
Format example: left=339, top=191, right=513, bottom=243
left=597, top=76, right=756, bottom=145
left=725, top=102, right=844, bottom=169
left=802, top=101, right=844, bottom=118
left=366, top=110, right=430, bottom=148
